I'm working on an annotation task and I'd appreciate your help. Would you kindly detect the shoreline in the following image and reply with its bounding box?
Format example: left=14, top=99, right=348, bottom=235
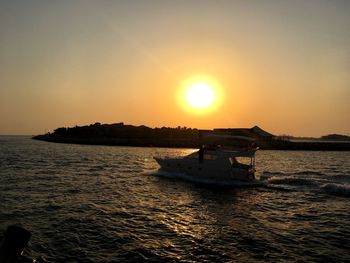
left=32, top=134, right=350, bottom=151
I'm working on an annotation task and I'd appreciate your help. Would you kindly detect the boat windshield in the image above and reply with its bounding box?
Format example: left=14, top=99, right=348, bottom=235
left=186, top=151, right=218, bottom=160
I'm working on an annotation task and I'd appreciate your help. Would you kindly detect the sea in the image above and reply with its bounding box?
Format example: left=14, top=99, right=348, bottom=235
left=0, top=136, right=349, bottom=263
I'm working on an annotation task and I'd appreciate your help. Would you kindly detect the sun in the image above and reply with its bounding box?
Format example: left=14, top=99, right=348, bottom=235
left=178, top=75, right=222, bottom=114
left=185, top=83, right=215, bottom=109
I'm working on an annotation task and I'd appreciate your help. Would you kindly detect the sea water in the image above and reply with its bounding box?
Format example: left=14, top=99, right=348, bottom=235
left=0, top=136, right=349, bottom=262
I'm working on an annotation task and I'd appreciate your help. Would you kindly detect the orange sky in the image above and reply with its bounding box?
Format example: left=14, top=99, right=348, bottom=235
left=0, top=1, right=349, bottom=136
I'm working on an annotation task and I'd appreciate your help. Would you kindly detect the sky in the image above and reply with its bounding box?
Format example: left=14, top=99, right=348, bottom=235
left=0, top=0, right=349, bottom=136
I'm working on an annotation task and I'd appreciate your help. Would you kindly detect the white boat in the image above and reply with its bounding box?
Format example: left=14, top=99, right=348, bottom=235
left=154, top=147, right=258, bottom=183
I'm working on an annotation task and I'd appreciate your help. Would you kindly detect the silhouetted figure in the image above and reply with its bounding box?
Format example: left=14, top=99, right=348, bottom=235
left=0, top=225, right=32, bottom=263
left=198, top=145, right=204, bottom=163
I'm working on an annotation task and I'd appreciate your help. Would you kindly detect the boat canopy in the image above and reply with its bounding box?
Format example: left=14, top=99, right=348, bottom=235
left=213, top=148, right=257, bottom=158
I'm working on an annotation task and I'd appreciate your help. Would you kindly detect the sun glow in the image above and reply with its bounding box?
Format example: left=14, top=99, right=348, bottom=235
left=178, top=75, right=222, bottom=114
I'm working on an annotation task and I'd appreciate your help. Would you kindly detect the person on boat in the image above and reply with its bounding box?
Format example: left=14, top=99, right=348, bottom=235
left=198, top=145, right=205, bottom=163
left=246, top=141, right=257, bottom=150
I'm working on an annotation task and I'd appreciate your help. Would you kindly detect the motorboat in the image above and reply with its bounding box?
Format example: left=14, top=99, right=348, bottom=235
left=154, top=146, right=258, bottom=182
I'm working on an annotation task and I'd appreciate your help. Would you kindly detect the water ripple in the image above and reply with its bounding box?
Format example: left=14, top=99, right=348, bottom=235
left=0, top=137, right=349, bottom=262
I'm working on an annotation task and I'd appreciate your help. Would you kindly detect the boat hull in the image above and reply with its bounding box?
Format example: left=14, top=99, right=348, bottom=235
left=154, top=157, right=255, bottom=182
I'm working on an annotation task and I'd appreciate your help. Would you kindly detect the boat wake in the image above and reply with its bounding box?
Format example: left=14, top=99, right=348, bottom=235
left=261, top=171, right=350, bottom=197
left=145, top=169, right=350, bottom=196
left=320, top=183, right=350, bottom=197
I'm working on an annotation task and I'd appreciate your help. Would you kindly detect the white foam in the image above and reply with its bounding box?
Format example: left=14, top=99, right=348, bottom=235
left=267, top=176, right=317, bottom=186
left=260, top=171, right=298, bottom=182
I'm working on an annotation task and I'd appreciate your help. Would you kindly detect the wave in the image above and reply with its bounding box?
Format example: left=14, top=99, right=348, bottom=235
left=324, top=174, right=350, bottom=183
left=260, top=171, right=288, bottom=181
left=261, top=170, right=325, bottom=178
left=293, top=170, right=326, bottom=176
left=266, top=176, right=318, bottom=186
left=261, top=171, right=288, bottom=176
left=321, top=183, right=350, bottom=197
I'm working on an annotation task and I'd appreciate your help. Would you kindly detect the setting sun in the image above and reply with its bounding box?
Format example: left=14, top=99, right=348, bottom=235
left=178, top=75, right=223, bottom=115
left=185, top=83, right=215, bottom=109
